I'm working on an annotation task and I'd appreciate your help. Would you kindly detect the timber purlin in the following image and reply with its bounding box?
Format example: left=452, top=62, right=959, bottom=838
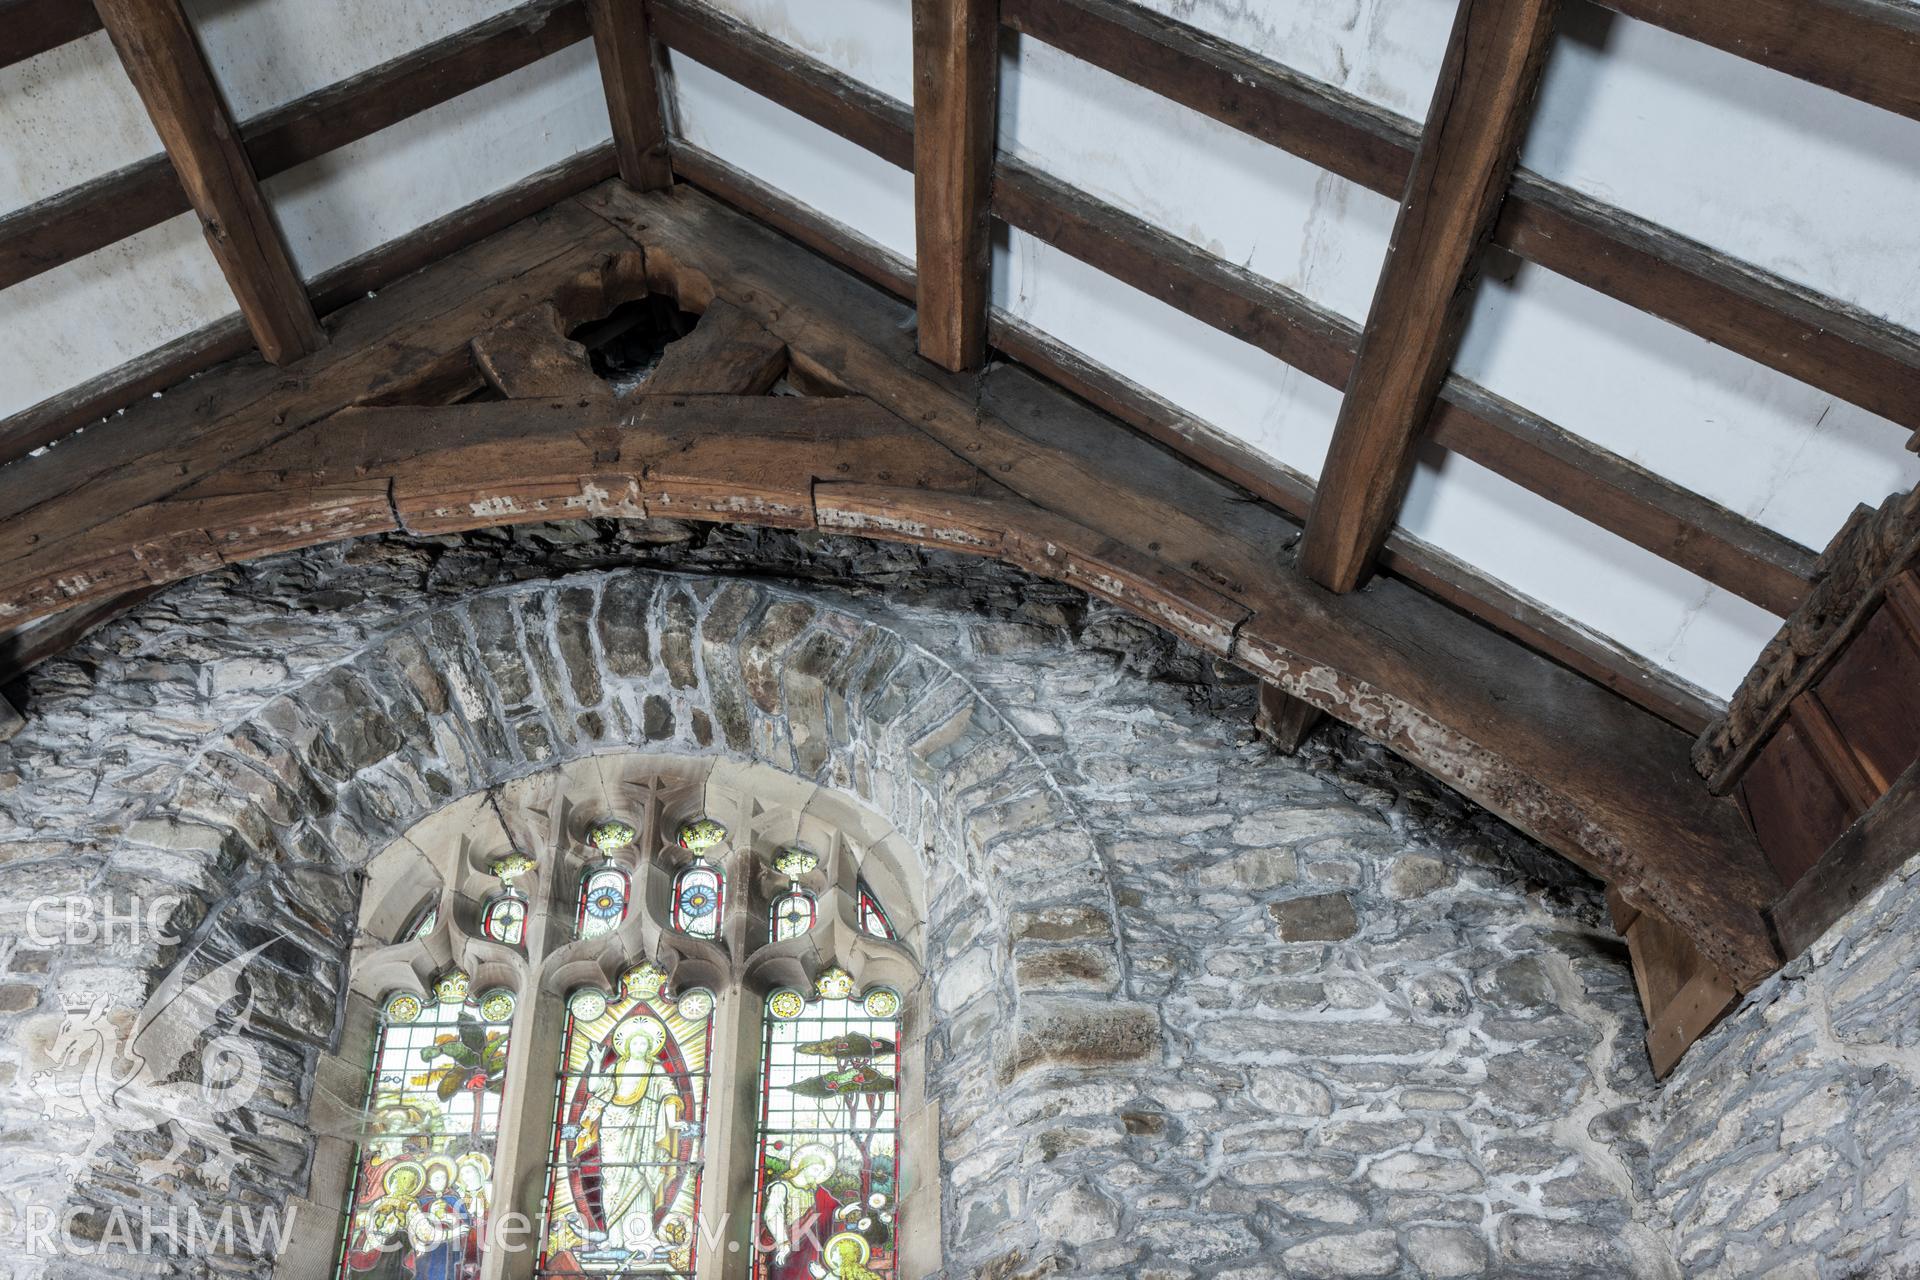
left=0, top=146, right=617, bottom=465
left=0, top=0, right=103, bottom=70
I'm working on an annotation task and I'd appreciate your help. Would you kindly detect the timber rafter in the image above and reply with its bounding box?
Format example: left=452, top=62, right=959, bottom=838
left=0, top=181, right=1782, bottom=989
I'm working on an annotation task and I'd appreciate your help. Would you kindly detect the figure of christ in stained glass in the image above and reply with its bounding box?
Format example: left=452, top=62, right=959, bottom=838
left=336, top=994, right=511, bottom=1280
left=753, top=997, right=900, bottom=1280
left=540, top=988, right=711, bottom=1276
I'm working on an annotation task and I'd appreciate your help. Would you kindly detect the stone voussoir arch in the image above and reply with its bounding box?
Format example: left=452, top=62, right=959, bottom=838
left=63, top=566, right=1161, bottom=1278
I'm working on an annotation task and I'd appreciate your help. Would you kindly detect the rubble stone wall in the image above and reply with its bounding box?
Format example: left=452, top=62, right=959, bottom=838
left=0, top=520, right=1799, bottom=1279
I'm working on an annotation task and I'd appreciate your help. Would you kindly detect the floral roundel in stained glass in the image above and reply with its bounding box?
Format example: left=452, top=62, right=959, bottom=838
left=678, top=874, right=719, bottom=919
left=479, top=988, right=516, bottom=1024
left=675, top=987, right=716, bottom=1023
left=767, top=988, right=807, bottom=1020
left=862, top=986, right=902, bottom=1019
left=587, top=818, right=636, bottom=853
left=565, top=987, right=608, bottom=1022
left=620, top=962, right=668, bottom=999
left=773, top=846, right=819, bottom=879
left=677, top=817, right=727, bottom=854
left=381, top=991, right=422, bottom=1024
left=814, top=966, right=856, bottom=1000
left=432, top=969, right=470, bottom=1002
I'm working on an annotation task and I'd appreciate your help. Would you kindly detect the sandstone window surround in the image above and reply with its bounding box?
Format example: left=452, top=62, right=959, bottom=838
left=288, top=753, right=936, bottom=1280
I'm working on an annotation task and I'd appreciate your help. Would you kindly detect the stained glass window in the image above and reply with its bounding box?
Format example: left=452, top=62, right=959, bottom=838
left=751, top=988, right=901, bottom=1279
left=856, top=879, right=895, bottom=940
left=578, top=864, right=630, bottom=941
left=336, top=980, right=514, bottom=1279
left=770, top=889, right=816, bottom=942
left=403, top=902, right=438, bottom=941
left=539, top=972, right=713, bottom=1277
left=482, top=894, right=527, bottom=946
left=671, top=861, right=724, bottom=939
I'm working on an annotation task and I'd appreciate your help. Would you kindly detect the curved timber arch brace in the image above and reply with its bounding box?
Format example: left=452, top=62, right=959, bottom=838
left=0, top=180, right=1778, bottom=989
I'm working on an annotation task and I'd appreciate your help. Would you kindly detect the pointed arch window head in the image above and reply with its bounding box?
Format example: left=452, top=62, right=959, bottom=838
left=857, top=879, right=896, bottom=940
left=402, top=902, right=438, bottom=942
left=578, top=863, right=631, bottom=941
left=337, top=981, right=514, bottom=1278
left=482, top=894, right=527, bottom=947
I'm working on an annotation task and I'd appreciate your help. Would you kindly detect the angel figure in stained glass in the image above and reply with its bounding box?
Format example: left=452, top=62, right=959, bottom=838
left=568, top=1015, right=689, bottom=1263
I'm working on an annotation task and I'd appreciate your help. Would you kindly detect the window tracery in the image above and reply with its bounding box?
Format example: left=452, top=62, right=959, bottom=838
left=330, top=764, right=927, bottom=1280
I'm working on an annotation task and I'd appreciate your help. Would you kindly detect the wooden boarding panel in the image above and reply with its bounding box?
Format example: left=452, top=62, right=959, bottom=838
left=1739, top=718, right=1859, bottom=887
left=1772, top=760, right=1920, bottom=960
left=1812, top=604, right=1920, bottom=797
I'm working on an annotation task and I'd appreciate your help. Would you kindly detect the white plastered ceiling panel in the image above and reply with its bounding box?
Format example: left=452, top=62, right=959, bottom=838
left=662, top=0, right=1920, bottom=701
left=0, top=0, right=612, bottom=422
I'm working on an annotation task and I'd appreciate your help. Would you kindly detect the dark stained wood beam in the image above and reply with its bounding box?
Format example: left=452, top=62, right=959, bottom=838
left=994, top=159, right=1812, bottom=614
left=672, top=141, right=1729, bottom=736
left=1257, top=683, right=1323, bottom=753
left=911, top=0, right=1000, bottom=371
left=585, top=0, right=672, bottom=189
left=0, top=0, right=103, bottom=69
left=1299, top=0, right=1561, bottom=592
left=1771, top=759, right=1920, bottom=960
left=0, top=0, right=589, bottom=293
left=0, top=146, right=616, bottom=466
left=1001, top=0, right=1414, bottom=199
left=642, top=300, right=790, bottom=395
left=0, top=189, right=636, bottom=576
left=1495, top=175, right=1920, bottom=442
left=1598, top=0, right=1920, bottom=125
left=1003, top=0, right=1920, bottom=439
left=584, top=180, right=1780, bottom=986
left=472, top=302, right=611, bottom=399
left=1427, top=381, right=1814, bottom=616
left=92, top=0, right=325, bottom=365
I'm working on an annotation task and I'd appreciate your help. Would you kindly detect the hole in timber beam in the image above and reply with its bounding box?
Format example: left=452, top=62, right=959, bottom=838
left=567, top=295, right=703, bottom=396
